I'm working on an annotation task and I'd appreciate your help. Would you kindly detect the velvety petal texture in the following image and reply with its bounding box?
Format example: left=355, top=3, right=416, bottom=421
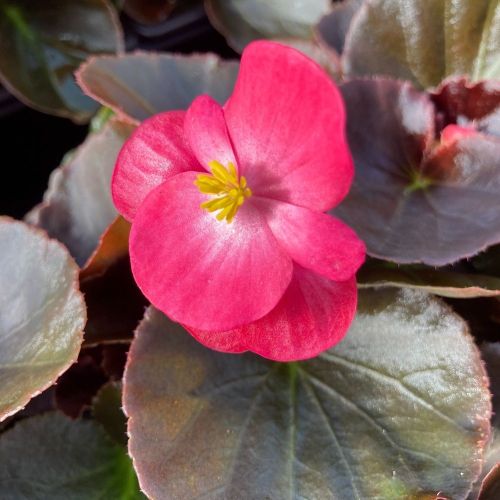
left=184, top=95, right=238, bottom=171
left=186, top=266, right=357, bottom=361
left=112, top=111, right=201, bottom=221
left=113, top=41, right=364, bottom=360
left=130, top=172, right=293, bottom=331
left=254, top=197, right=365, bottom=281
left=224, top=41, right=353, bottom=212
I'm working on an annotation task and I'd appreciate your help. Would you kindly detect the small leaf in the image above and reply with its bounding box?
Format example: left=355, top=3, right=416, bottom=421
left=81, top=216, right=131, bottom=281
left=124, top=290, right=490, bottom=499
left=343, top=0, right=500, bottom=88
left=0, top=0, right=123, bottom=122
left=0, top=218, right=85, bottom=421
left=92, top=381, right=127, bottom=446
left=0, top=413, right=144, bottom=499
left=335, top=78, right=500, bottom=265
left=205, top=0, right=331, bottom=52
left=358, top=259, right=500, bottom=298
left=28, top=120, right=135, bottom=267
left=432, top=78, right=500, bottom=137
left=76, top=51, right=239, bottom=123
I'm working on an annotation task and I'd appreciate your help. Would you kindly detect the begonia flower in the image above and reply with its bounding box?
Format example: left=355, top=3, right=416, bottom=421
left=112, top=41, right=365, bottom=361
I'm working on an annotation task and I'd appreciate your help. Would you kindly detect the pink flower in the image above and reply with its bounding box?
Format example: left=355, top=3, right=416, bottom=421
left=112, top=41, right=365, bottom=361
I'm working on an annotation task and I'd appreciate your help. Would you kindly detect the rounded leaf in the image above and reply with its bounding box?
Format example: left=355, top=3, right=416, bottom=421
left=76, top=51, right=239, bottom=123
left=0, top=0, right=123, bottom=122
left=124, top=289, right=490, bottom=499
left=0, top=218, right=86, bottom=421
left=0, top=413, right=144, bottom=499
left=335, top=78, right=500, bottom=265
left=28, top=120, right=135, bottom=267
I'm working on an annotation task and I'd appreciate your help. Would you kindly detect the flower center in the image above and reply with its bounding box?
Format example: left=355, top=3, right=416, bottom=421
left=194, top=160, right=252, bottom=223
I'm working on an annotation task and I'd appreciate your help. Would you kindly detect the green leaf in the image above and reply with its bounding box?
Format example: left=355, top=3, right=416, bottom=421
left=76, top=51, right=239, bottom=123
left=92, top=381, right=127, bottom=446
left=343, top=0, right=500, bottom=88
left=0, top=218, right=85, bottom=421
left=205, top=0, right=331, bottom=52
left=358, top=260, right=500, bottom=298
left=0, top=0, right=123, bottom=122
left=0, top=413, right=144, bottom=499
left=124, top=290, right=490, bottom=499
left=27, top=120, right=135, bottom=267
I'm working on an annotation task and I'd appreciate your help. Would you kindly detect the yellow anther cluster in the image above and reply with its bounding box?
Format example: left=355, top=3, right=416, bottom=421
left=194, top=160, right=252, bottom=223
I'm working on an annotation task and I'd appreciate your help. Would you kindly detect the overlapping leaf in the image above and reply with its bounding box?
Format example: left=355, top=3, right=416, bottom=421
left=27, top=120, right=135, bottom=267
left=335, top=78, right=500, bottom=265
left=124, top=290, right=490, bottom=499
left=0, top=0, right=123, bottom=122
left=0, top=413, right=143, bottom=499
left=205, top=0, right=330, bottom=52
left=0, top=218, right=85, bottom=421
left=76, top=51, right=239, bottom=123
left=343, top=0, right=500, bottom=88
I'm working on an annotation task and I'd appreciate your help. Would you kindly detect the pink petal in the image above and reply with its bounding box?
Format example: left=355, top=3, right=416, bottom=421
left=440, top=124, right=477, bottom=145
left=185, top=266, right=358, bottom=362
left=112, top=111, right=201, bottom=222
left=130, top=172, right=293, bottom=331
left=184, top=95, right=238, bottom=171
left=224, top=40, right=353, bottom=212
left=254, top=197, right=365, bottom=281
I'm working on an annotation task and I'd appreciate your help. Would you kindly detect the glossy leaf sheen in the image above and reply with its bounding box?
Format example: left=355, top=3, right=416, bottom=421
left=205, top=0, right=330, bottom=52
left=0, top=0, right=123, bottom=122
left=0, top=218, right=85, bottom=421
left=0, top=413, right=143, bottom=499
left=77, top=51, right=239, bottom=123
left=335, top=78, right=500, bottom=265
left=28, top=120, right=134, bottom=267
left=344, top=0, right=500, bottom=88
left=124, top=290, right=490, bottom=499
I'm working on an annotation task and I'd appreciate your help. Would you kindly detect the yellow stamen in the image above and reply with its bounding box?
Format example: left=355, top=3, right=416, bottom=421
left=194, top=160, right=252, bottom=223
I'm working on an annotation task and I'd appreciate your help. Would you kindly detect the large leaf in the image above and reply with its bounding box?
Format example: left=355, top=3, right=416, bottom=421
left=343, top=0, right=500, bottom=88
left=0, top=0, right=123, bottom=122
left=335, top=78, right=500, bottom=265
left=358, top=260, right=500, bottom=298
left=27, top=120, right=135, bottom=267
left=0, top=413, right=143, bottom=499
left=124, top=290, right=490, bottom=499
left=0, top=218, right=85, bottom=421
left=205, top=0, right=330, bottom=53
left=76, top=51, right=239, bottom=123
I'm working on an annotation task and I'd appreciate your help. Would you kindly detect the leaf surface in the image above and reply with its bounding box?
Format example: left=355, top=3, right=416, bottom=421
left=0, top=218, right=85, bottom=421
left=124, top=290, right=490, bottom=499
